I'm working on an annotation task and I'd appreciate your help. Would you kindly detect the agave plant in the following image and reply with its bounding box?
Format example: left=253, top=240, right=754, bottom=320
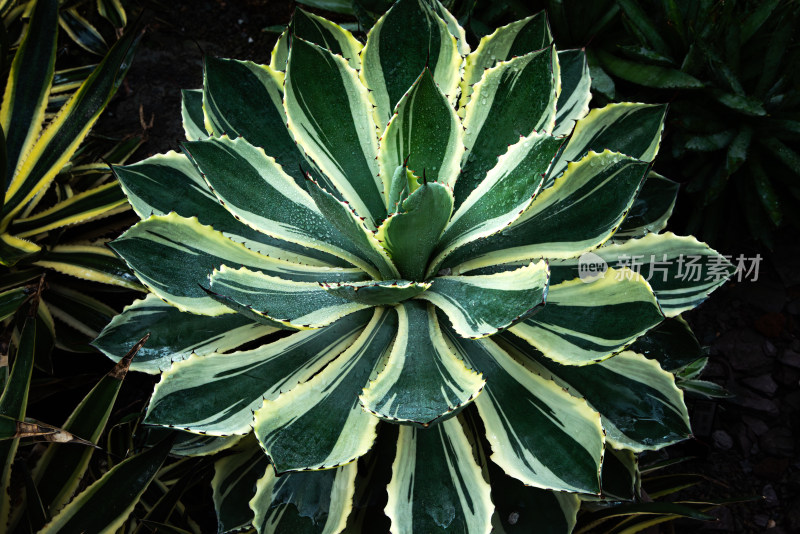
left=0, top=0, right=143, bottom=371
left=2, top=0, right=128, bottom=57
left=95, top=1, right=733, bottom=531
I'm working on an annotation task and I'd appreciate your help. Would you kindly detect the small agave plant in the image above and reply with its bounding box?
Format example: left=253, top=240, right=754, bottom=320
left=95, top=1, right=733, bottom=532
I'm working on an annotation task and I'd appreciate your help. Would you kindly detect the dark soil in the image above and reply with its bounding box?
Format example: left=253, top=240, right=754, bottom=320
left=89, top=1, right=800, bottom=532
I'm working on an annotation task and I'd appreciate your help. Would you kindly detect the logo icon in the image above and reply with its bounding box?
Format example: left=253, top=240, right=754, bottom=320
left=578, top=252, right=608, bottom=283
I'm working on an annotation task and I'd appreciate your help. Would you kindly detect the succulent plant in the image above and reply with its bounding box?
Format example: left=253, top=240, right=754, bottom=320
left=0, top=0, right=142, bottom=388
left=95, top=1, right=733, bottom=531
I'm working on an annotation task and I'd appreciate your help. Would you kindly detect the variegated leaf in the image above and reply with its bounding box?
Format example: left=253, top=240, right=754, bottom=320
left=11, top=181, right=128, bottom=238
left=212, top=437, right=269, bottom=533
left=202, top=56, right=324, bottom=188
left=33, top=245, right=143, bottom=290
left=458, top=12, right=551, bottom=110
left=546, top=103, right=666, bottom=185
left=93, top=294, right=279, bottom=374
left=181, top=89, right=207, bottom=140
left=446, top=330, right=604, bottom=494
left=0, top=0, right=57, bottom=182
left=361, top=0, right=462, bottom=132
left=615, top=171, right=679, bottom=238
left=290, top=8, right=362, bottom=70
left=454, top=46, right=560, bottom=207
left=144, top=309, right=372, bottom=435
left=378, top=68, right=464, bottom=191
left=2, top=20, right=140, bottom=225
left=209, top=265, right=371, bottom=329
left=419, top=261, right=549, bottom=338
left=430, top=133, right=563, bottom=274
left=500, top=334, right=691, bottom=452
left=629, top=316, right=703, bottom=371
left=110, top=213, right=365, bottom=316
left=552, top=49, right=591, bottom=137
left=254, top=308, right=394, bottom=472
left=285, top=37, right=385, bottom=227
left=113, top=151, right=345, bottom=266
left=488, top=459, right=580, bottom=533
left=360, top=300, right=484, bottom=426
left=549, top=233, right=735, bottom=317
left=250, top=463, right=357, bottom=534
left=509, top=268, right=664, bottom=365
left=305, top=178, right=399, bottom=280
left=444, top=151, right=648, bottom=274
left=183, top=136, right=381, bottom=274
left=386, top=418, right=493, bottom=534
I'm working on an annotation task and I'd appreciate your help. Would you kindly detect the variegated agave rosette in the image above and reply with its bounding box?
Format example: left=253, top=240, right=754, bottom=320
left=94, top=1, right=734, bottom=532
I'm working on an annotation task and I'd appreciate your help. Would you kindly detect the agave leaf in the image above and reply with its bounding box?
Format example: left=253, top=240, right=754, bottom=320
left=201, top=56, right=329, bottom=190
left=547, top=103, right=666, bottom=184
left=500, top=336, right=691, bottom=453
left=290, top=8, right=363, bottom=69
left=0, top=0, right=57, bottom=183
left=1, top=18, right=141, bottom=226
left=385, top=418, right=493, bottom=534
left=597, top=447, right=638, bottom=501
left=285, top=37, right=385, bottom=227
left=419, top=261, right=549, bottom=339
left=509, top=269, right=663, bottom=366
left=360, top=300, right=484, bottom=426
left=269, top=27, right=289, bottom=72
left=110, top=213, right=363, bottom=316
left=361, top=0, right=461, bottom=131
left=211, top=437, right=268, bottom=533
left=443, top=151, right=647, bottom=274
left=180, top=89, right=207, bottom=141
left=93, top=293, right=278, bottom=374
left=209, top=266, right=371, bottom=329
left=96, top=0, right=126, bottom=28
left=33, top=244, right=143, bottom=290
left=144, top=310, right=371, bottom=435
left=447, top=331, right=604, bottom=494
left=629, top=316, right=703, bottom=372
left=616, top=0, right=672, bottom=58
left=616, top=171, right=679, bottom=238
left=595, top=50, right=703, bottom=90
left=455, top=46, right=560, bottom=206
left=431, top=133, right=563, bottom=274
left=254, top=308, right=394, bottom=472
left=11, top=181, right=128, bottom=238
left=549, top=233, right=735, bottom=317
left=32, top=334, right=149, bottom=515
left=38, top=437, right=172, bottom=533
left=58, top=8, right=108, bottom=56
left=250, top=462, right=356, bottom=534
left=552, top=49, right=592, bottom=137
left=0, top=308, right=37, bottom=527
left=488, top=459, right=580, bottom=533
left=113, top=151, right=345, bottom=266
left=377, top=68, right=464, bottom=191
left=322, top=280, right=429, bottom=306
left=0, top=232, right=41, bottom=266
left=459, top=12, right=551, bottom=110
left=377, top=180, right=453, bottom=281
left=0, top=286, right=30, bottom=322
left=183, top=136, right=376, bottom=274
left=305, top=178, right=399, bottom=279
